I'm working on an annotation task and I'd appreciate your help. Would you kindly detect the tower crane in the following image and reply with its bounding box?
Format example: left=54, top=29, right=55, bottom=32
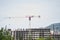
left=8, top=15, right=40, bottom=28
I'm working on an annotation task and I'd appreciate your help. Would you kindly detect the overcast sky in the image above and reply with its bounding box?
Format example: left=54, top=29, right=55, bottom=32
left=0, top=0, right=60, bottom=30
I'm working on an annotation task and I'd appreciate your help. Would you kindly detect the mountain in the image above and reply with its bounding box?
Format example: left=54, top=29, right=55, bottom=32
left=46, top=23, right=60, bottom=32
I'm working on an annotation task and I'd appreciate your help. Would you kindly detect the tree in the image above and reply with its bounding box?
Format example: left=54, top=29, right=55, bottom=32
left=36, top=37, right=45, bottom=40
left=45, top=37, right=54, bottom=40
left=0, top=28, right=14, bottom=40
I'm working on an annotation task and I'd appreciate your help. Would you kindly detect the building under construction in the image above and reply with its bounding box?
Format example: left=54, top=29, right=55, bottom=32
left=12, top=28, right=50, bottom=40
